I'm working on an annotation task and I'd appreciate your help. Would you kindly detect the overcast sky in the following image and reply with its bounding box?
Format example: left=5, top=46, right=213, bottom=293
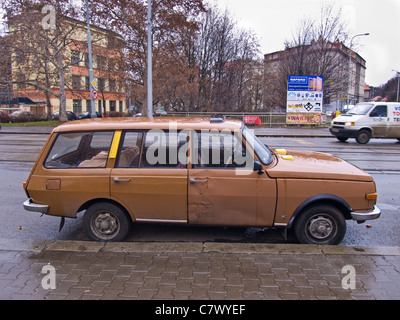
left=208, top=0, right=400, bottom=87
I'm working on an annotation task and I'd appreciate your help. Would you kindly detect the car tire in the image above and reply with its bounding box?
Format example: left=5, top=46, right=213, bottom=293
left=83, top=202, right=131, bottom=242
left=356, top=130, right=371, bottom=144
left=336, top=136, right=348, bottom=142
left=294, top=204, right=347, bottom=245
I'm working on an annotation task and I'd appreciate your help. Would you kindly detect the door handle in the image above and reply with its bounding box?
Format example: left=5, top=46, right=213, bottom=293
left=190, top=178, right=208, bottom=184
left=113, top=178, right=131, bottom=183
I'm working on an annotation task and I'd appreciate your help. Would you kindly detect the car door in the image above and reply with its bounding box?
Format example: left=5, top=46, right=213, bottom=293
left=188, top=130, right=276, bottom=227
left=369, top=105, right=388, bottom=137
left=110, top=130, right=188, bottom=223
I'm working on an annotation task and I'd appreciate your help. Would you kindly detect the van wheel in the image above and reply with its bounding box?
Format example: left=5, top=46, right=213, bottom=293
left=83, top=202, right=131, bottom=242
left=336, top=136, right=348, bottom=142
left=294, top=204, right=346, bottom=245
left=356, top=130, right=371, bottom=144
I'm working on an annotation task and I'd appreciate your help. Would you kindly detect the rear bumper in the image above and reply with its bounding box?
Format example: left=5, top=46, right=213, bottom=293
left=23, top=199, right=49, bottom=214
left=351, top=206, right=381, bottom=222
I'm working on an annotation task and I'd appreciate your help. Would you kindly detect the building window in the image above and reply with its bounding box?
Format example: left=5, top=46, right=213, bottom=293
left=119, top=101, right=123, bottom=113
left=97, top=56, right=106, bottom=70
left=84, top=53, right=89, bottom=67
left=72, top=75, right=81, bottom=90
left=73, top=99, right=82, bottom=114
left=110, top=100, right=116, bottom=112
left=85, top=77, right=90, bottom=91
left=109, top=80, right=116, bottom=92
left=86, top=100, right=91, bottom=112
left=98, top=78, right=105, bottom=91
left=71, top=50, right=80, bottom=66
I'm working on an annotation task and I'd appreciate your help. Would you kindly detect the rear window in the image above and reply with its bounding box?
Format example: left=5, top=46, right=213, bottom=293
left=44, top=131, right=114, bottom=169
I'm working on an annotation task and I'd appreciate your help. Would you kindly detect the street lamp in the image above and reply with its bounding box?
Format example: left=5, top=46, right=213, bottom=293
left=392, top=70, right=400, bottom=102
left=347, top=33, right=370, bottom=109
left=147, top=0, right=153, bottom=119
left=86, top=0, right=96, bottom=118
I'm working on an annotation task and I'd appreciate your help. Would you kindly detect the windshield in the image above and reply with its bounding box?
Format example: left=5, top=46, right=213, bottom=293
left=242, top=126, right=273, bottom=165
left=347, top=104, right=374, bottom=115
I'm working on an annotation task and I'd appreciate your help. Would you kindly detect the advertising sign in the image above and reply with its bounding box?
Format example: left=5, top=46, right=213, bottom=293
left=287, top=76, right=323, bottom=124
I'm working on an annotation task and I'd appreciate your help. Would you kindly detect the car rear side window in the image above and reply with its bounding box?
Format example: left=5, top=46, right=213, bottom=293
left=44, top=131, right=114, bottom=169
left=116, top=131, right=144, bottom=168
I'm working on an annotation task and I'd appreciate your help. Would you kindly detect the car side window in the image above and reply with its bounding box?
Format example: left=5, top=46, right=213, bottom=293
left=44, top=131, right=114, bottom=169
left=370, top=105, right=387, bottom=117
left=193, top=130, right=248, bottom=168
left=116, top=131, right=143, bottom=168
left=140, top=130, right=189, bottom=168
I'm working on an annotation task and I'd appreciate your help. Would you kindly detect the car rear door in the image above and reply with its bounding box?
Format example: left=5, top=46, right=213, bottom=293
left=110, top=130, right=188, bottom=223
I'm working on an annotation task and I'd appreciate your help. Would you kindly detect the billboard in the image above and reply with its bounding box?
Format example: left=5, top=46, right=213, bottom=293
left=287, top=76, right=323, bottom=124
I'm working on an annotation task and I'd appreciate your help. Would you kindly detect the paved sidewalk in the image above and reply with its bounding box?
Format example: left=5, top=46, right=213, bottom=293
left=1, top=239, right=400, bottom=300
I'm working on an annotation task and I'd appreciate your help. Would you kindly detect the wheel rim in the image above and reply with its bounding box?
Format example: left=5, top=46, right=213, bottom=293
left=306, top=215, right=336, bottom=241
left=90, top=211, right=120, bottom=240
left=358, top=132, right=370, bottom=144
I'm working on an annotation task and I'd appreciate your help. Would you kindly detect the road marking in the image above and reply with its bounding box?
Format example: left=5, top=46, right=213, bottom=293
left=289, top=138, right=316, bottom=146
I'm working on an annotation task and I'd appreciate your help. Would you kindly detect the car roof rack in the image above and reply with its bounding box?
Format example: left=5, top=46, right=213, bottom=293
left=210, top=115, right=225, bottom=123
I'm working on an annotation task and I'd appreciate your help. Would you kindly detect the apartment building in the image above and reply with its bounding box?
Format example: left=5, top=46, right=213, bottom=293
left=9, top=15, right=126, bottom=116
left=264, top=41, right=367, bottom=111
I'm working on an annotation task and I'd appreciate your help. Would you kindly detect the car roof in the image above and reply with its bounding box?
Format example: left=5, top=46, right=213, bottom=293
left=53, top=117, right=244, bottom=133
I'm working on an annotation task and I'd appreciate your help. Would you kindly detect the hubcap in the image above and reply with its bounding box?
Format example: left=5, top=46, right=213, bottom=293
left=308, top=215, right=334, bottom=240
left=91, top=212, right=119, bottom=240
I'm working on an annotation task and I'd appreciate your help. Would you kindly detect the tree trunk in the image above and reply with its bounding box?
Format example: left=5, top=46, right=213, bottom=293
left=57, top=51, right=68, bottom=122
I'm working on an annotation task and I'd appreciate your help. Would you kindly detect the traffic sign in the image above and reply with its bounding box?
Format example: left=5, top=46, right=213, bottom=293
left=91, top=89, right=98, bottom=100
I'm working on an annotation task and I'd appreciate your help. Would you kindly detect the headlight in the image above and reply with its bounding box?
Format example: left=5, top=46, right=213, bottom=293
left=345, top=122, right=355, bottom=126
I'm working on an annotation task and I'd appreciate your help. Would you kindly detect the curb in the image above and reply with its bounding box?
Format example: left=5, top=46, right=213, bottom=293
left=2, top=238, right=398, bottom=257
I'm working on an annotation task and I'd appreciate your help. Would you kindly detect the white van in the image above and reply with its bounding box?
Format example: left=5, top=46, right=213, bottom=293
left=330, top=102, right=400, bottom=144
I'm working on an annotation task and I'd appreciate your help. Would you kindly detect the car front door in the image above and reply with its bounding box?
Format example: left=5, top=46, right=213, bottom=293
left=370, top=105, right=388, bottom=137
left=188, top=130, right=276, bottom=227
left=110, top=130, right=188, bottom=223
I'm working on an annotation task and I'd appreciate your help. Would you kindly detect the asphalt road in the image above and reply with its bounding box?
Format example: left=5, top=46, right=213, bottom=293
left=0, top=133, right=399, bottom=246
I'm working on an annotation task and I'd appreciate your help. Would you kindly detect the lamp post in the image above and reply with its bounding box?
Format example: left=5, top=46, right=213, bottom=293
left=147, top=0, right=153, bottom=119
left=347, top=33, right=369, bottom=109
left=86, top=0, right=96, bottom=118
left=392, top=70, right=400, bottom=102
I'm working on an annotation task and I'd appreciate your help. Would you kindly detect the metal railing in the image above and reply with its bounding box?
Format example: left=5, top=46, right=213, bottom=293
left=167, top=112, right=288, bottom=126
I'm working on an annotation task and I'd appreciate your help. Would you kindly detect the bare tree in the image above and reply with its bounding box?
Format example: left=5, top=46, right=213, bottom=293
left=266, top=3, right=350, bottom=110
left=1, top=0, right=89, bottom=121
left=195, top=6, right=262, bottom=112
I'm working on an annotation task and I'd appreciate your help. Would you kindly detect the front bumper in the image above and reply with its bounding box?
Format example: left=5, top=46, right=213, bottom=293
left=351, top=206, right=381, bottom=222
left=23, top=199, right=49, bottom=214
left=330, top=127, right=358, bottom=138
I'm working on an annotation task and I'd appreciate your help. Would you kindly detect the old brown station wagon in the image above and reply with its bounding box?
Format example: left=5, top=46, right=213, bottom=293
left=23, top=117, right=381, bottom=245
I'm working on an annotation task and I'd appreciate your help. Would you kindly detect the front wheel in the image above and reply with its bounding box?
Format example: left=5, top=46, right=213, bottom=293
left=294, top=205, right=346, bottom=245
left=356, top=130, right=371, bottom=144
left=83, top=202, right=131, bottom=242
left=336, top=136, right=348, bottom=142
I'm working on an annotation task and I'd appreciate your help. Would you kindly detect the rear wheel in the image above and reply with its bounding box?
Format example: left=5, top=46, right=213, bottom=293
left=83, top=202, right=131, bottom=242
left=294, top=204, right=346, bottom=245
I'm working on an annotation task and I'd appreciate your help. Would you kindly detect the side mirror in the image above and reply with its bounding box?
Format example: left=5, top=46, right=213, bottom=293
left=253, top=161, right=264, bottom=175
